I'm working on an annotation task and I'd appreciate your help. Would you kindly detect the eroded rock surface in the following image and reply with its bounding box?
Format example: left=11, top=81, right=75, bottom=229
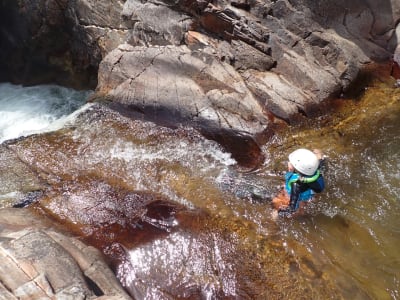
left=1, top=0, right=399, bottom=132
left=96, top=44, right=268, bottom=134
left=0, top=208, right=130, bottom=299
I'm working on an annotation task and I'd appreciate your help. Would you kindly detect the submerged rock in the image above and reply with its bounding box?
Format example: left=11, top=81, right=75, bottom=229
left=32, top=179, right=339, bottom=299
left=1, top=103, right=342, bottom=299
left=0, top=145, right=45, bottom=208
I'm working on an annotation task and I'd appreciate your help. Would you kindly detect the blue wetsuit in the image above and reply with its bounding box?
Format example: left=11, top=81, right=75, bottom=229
left=285, top=172, right=313, bottom=210
left=281, top=170, right=325, bottom=213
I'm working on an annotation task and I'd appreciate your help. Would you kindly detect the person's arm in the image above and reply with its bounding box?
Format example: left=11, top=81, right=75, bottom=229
left=278, top=181, right=301, bottom=216
left=289, top=182, right=301, bottom=211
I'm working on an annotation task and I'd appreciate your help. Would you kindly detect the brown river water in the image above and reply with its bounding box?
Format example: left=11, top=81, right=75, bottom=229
left=0, top=65, right=399, bottom=299
left=255, top=67, right=400, bottom=299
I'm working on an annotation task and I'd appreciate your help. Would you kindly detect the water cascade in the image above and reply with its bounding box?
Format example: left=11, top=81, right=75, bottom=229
left=0, top=83, right=92, bottom=143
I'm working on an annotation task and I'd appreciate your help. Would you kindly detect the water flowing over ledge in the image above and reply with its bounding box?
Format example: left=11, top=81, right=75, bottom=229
left=0, top=83, right=92, bottom=143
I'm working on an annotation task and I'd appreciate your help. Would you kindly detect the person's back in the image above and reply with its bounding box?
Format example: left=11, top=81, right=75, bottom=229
left=272, top=148, right=325, bottom=217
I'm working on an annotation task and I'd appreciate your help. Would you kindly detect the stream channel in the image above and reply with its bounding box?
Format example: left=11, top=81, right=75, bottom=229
left=0, top=69, right=399, bottom=299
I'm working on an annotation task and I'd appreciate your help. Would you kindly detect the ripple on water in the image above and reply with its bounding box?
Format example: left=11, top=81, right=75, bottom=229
left=263, top=72, right=400, bottom=299
left=5, top=74, right=399, bottom=299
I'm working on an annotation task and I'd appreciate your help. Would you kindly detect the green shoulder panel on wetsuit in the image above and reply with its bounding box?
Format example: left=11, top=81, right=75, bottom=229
left=287, top=175, right=298, bottom=187
left=288, top=170, right=320, bottom=186
left=301, top=169, right=320, bottom=183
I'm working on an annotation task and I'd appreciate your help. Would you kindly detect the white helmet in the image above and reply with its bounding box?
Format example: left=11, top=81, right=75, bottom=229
left=288, top=148, right=319, bottom=176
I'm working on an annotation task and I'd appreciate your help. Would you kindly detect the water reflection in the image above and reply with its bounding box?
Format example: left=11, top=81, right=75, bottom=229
left=116, top=231, right=237, bottom=299
left=2, top=68, right=399, bottom=299
left=263, top=72, right=400, bottom=299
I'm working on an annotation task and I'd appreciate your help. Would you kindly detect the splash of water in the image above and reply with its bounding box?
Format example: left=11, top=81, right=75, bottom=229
left=0, top=83, right=92, bottom=143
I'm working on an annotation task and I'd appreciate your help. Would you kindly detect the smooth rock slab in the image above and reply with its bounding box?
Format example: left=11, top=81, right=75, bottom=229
left=0, top=208, right=131, bottom=300
left=96, top=44, right=269, bottom=135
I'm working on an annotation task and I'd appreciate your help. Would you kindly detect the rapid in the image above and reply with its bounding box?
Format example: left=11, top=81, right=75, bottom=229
left=0, top=69, right=399, bottom=299
left=0, top=83, right=91, bottom=143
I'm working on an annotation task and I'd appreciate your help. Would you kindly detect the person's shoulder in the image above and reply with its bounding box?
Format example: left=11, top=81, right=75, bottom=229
left=285, top=172, right=298, bottom=180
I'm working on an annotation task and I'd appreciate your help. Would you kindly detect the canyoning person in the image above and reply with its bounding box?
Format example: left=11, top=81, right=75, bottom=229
left=272, top=148, right=325, bottom=218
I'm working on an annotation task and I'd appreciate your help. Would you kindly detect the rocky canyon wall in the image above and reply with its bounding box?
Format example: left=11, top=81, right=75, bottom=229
left=0, top=0, right=399, bottom=133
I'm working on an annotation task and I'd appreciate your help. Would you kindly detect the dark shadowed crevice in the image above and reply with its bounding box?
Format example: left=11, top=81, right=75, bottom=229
left=0, top=0, right=26, bottom=83
left=0, top=0, right=98, bottom=90
left=12, top=190, right=44, bottom=208
left=83, top=275, right=104, bottom=297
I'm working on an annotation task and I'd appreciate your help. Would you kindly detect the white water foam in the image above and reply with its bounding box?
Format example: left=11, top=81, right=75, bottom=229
left=108, top=139, right=236, bottom=169
left=0, top=83, right=92, bottom=143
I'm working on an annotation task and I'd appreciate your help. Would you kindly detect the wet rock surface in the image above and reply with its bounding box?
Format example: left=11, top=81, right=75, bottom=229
left=0, top=208, right=130, bottom=299
left=0, top=145, right=45, bottom=208
left=0, top=103, right=343, bottom=299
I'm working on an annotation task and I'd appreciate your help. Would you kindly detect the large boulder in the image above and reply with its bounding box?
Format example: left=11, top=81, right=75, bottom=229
left=1, top=0, right=399, bottom=128
left=91, top=0, right=400, bottom=129
left=96, top=44, right=268, bottom=134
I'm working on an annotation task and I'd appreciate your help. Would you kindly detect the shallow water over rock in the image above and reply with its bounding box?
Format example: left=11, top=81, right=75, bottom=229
left=257, top=66, right=400, bottom=299
left=1, top=67, right=399, bottom=298
left=0, top=101, right=340, bottom=298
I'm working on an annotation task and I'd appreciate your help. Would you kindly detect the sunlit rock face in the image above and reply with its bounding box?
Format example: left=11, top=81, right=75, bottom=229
left=96, top=44, right=269, bottom=135
left=1, top=0, right=399, bottom=125
left=91, top=0, right=400, bottom=128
